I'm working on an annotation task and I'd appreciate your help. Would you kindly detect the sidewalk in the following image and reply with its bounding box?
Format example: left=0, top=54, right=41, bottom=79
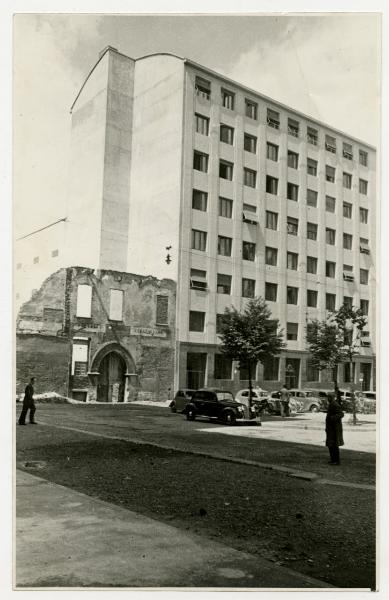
left=16, top=470, right=331, bottom=589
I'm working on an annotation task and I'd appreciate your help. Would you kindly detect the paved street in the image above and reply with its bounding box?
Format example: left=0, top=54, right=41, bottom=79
left=15, top=402, right=376, bottom=589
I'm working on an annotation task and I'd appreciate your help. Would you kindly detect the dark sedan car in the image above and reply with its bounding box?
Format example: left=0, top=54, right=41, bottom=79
left=169, top=389, right=196, bottom=413
left=184, top=388, right=256, bottom=425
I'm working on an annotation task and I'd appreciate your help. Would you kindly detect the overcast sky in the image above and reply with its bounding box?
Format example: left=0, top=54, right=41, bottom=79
left=13, top=13, right=380, bottom=237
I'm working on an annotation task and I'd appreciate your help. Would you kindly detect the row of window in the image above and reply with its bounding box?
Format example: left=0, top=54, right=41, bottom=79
left=196, top=116, right=369, bottom=187
left=194, top=76, right=369, bottom=166
left=75, top=285, right=169, bottom=325
left=194, top=150, right=369, bottom=196
left=189, top=303, right=369, bottom=336
left=16, top=249, right=59, bottom=269
left=192, top=229, right=371, bottom=261
left=192, top=189, right=369, bottom=225
left=190, top=269, right=371, bottom=303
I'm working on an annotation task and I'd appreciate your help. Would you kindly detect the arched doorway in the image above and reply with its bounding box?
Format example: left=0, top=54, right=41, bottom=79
left=97, top=351, right=126, bottom=403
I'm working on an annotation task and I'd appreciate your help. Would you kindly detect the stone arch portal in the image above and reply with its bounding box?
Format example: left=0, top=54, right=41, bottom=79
left=90, top=343, right=137, bottom=403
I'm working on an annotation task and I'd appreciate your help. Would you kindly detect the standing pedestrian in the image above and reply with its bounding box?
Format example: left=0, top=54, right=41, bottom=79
left=325, top=392, right=344, bottom=465
left=18, top=377, right=37, bottom=425
left=280, top=384, right=290, bottom=418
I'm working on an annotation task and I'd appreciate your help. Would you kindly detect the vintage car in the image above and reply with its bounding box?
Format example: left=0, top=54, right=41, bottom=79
left=169, top=389, right=196, bottom=413
left=184, top=388, right=257, bottom=424
left=235, top=388, right=270, bottom=415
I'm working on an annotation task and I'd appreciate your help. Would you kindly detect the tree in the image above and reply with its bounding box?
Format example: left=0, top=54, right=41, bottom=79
left=306, top=302, right=367, bottom=425
left=218, top=297, right=285, bottom=416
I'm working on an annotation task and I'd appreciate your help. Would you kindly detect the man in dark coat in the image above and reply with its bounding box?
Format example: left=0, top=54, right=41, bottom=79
left=18, top=377, right=37, bottom=425
left=325, top=392, right=344, bottom=464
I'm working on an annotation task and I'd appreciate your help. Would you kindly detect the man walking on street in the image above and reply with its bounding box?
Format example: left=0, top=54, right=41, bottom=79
left=280, top=384, right=290, bottom=418
left=18, top=377, right=37, bottom=425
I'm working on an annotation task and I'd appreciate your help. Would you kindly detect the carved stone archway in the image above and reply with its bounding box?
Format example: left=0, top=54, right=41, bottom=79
left=89, top=343, right=137, bottom=402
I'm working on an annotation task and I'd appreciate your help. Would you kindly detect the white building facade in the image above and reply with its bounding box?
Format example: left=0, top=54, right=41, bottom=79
left=15, top=46, right=377, bottom=393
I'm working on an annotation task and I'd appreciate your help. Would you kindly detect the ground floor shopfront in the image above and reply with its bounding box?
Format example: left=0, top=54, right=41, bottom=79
left=177, top=342, right=376, bottom=396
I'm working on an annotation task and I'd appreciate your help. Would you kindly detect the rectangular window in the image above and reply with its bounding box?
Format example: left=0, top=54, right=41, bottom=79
left=359, top=179, right=368, bottom=195
left=343, top=142, right=353, bottom=160
left=360, top=269, right=369, bottom=285
left=243, top=203, right=256, bottom=213
left=220, top=124, right=234, bottom=145
left=287, top=322, right=298, bottom=340
left=307, top=256, right=317, bottom=274
left=325, top=134, right=336, bottom=153
left=245, top=99, right=258, bottom=120
left=326, top=261, right=336, bottom=278
left=109, top=289, right=124, bottom=321
left=217, top=273, right=232, bottom=294
left=267, top=142, right=279, bottom=161
left=266, top=210, right=278, bottom=230
left=76, top=284, right=92, bottom=318
left=325, top=195, right=336, bottom=213
left=360, top=299, right=369, bottom=315
left=326, top=228, right=336, bottom=245
left=307, top=289, right=318, bottom=308
left=343, top=172, right=352, bottom=189
left=265, top=282, right=278, bottom=302
left=343, top=202, right=352, bottom=218
left=218, top=235, right=232, bottom=257
left=343, top=233, right=353, bottom=250
left=307, top=126, right=318, bottom=146
left=192, top=189, right=208, bottom=211
left=156, top=295, right=169, bottom=324
left=72, top=341, right=89, bottom=375
left=51, top=249, right=59, bottom=258
left=265, top=246, right=278, bottom=266
left=267, top=108, right=280, bottom=129
left=307, top=360, right=319, bottom=382
left=307, top=189, right=318, bottom=207
left=360, top=208, right=368, bottom=224
left=244, top=168, right=257, bottom=188
left=195, top=76, right=211, bottom=100
left=287, top=216, right=298, bottom=235
left=192, top=229, right=207, bottom=251
left=288, top=150, right=299, bottom=169
left=343, top=296, right=353, bottom=309
left=360, top=237, right=370, bottom=254
left=287, top=182, right=299, bottom=201
left=195, top=113, right=209, bottom=136
left=244, top=133, right=257, bottom=153
left=307, top=158, right=317, bottom=176
left=287, top=287, right=298, bottom=305
left=216, top=314, right=224, bottom=334
left=343, top=264, right=354, bottom=281
left=214, top=355, right=232, bottom=380
left=307, top=222, right=317, bottom=241
left=288, top=118, right=299, bottom=137
left=242, top=278, right=255, bottom=298
left=326, top=165, right=335, bottom=182
left=190, top=269, right=207, bottom=291
left=193, top=151, right=208, bottom=172
left=263, top=356, right=279, bottom=380
left=189, top=311, right=205, bottom=332
left=222, top=89, right=235, bottom=110
left=359, top=150, right=368, bottom=167
left=287, top=251, right=298, bottom=270
left=219, top=160, right=233, bottom=180
left=266, top=175, right=278, bottom=195
left=242, top=241, right=256, bottom=261
left=326, top=293, right=336, bottom=311
left=219, top=197, right=233, bottom=218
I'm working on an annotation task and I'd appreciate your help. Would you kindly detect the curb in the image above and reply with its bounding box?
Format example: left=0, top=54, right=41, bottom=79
left=37, top=421, right=375, bottom=492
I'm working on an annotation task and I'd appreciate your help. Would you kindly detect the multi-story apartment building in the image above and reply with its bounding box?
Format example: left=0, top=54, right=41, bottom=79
left=15, top=46, right=376, bottom=395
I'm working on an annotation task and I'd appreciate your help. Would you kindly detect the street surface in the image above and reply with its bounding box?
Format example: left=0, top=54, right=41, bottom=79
left=16, top=402, right=376, bottom=589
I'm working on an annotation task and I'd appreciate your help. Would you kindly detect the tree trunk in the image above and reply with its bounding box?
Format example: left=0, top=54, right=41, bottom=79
left=350, top=359, right=357, bottom=425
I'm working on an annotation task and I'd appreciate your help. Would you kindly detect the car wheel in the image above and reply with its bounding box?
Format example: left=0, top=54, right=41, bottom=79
left=186, top=407, right=196, bottom=421
left=310, top=405, right=319, bottom=413
left=170, top=403, right=177, bottom=413
left=223, top=411, right=236, bottom=426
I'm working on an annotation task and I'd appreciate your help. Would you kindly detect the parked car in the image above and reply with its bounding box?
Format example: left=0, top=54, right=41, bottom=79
left=169, top=389, right=196, bottom=413
left=184, top=388, right=256, bottom=424
left=359, top=391, right=376, bottom=414
left=235, top=388, right=269, bottom=415
left=267, top=389, right=321, bottom=414
left=267, top=391, right=299, bottom=415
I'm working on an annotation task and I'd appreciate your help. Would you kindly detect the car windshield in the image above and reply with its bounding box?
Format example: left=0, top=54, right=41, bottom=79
left=216, top=392, right=234, bottom=402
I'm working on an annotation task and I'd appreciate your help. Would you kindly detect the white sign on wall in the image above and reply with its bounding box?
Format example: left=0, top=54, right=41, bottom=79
left=130, top=326, right=167, bottom=338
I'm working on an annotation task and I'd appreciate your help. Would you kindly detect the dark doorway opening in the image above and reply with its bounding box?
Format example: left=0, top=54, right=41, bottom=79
left=97, top=352, right=126, bottom=402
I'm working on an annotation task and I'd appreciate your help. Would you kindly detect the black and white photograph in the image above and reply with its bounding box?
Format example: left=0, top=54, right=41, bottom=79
left=2, top=5, right=385, bottom=595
